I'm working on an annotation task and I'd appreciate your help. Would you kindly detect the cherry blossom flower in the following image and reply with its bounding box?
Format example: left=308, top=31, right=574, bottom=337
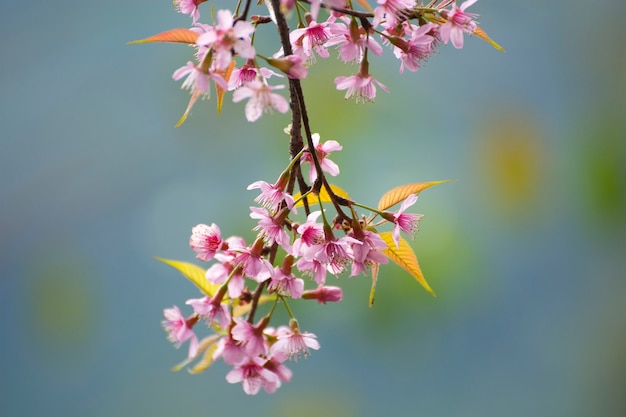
left=205, top=260, right=245, bottom=299
left=301, top=133, right=342, bottom=183
left=349, top=229, right=389, bottom=276
left=440, top=0, right=479, bottom=49
left=335, top=69, right=389, bottom=103
left=232, top=80, right=289, bottom=122
left=213, top=335, right=246, bottom=366
left=270, top=321, right=320, bottom=359
left=226, top=356, right=281, bottom=395
left=196, top=9, right=256, bottom=70
left=173, top=0, right=206, bottom=23
left=247, top=176, right=295, bottom=212
left=172, top=61, right=227, bottom=97
left=190, top=223, right=224, bottom=261
left=186, top=294, right=231, bottom=332
left=268, top=261, right=305, bottom=298
left=231, top=317, right=269, bottom=357
left=373, top=0, right=417, bottom=28
left=228, top=62, right=282, bottom=91
left=289, top=17, right=337, bottom=63
left=302, top=285, right=343, bottom=304
left=266, top=55, right=308, bottom=79
left=162, top=305, right=199, bottom=358
left=326, top=17, right=383, bottom=64
left=391, top=23, right=436, bottom=73
left=232, top=238, right=273, bottom=281
left=250, top=207, right=291, bottom=250
left=390, top=193, right=423, bottom=247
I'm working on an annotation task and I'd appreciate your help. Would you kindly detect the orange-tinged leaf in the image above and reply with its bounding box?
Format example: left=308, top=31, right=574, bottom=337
left=354, top=0, right=374, bottom=13
left=216, top=61, right=235, bottom=115
left=293, top=184, right=350, bottom=207
left=377, top=180, right=454, bottom=211
left=369, top=262, right=380, bottom=307
left=379, top=232, right=436, bottom=297
left=128, top=28, right=199, bottom=45
left=473, top=27, right=505, bottom=52
left=175, top=89, right=201, bottom=127
left=155, top=257, right=218, bottom=296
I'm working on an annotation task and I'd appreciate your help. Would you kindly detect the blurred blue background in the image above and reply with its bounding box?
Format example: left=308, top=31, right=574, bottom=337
left=2, top=1, right=626, bottom=416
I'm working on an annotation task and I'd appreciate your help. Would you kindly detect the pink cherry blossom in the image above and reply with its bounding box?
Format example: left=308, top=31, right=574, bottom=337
left=172, top=62, right=228, bottom=97
left=326, top=17, right=383, bottom=64
left=268, top=265, right=305, bottom=298
left=231, top=317, right=269, bottom=357
left=213, top=335, right=246, bottom=366
left=335, top=72, right=389, bottom=103
left=439, top=0, right=479, bottom=49
left=373, top=0, right=416, bottom=28
left=173, top=0, right=206, bottom=23
left=205, top=260, right=245, bottom=299
left=391, top=193, right=423, bottom=247
left=302, top=285, right=343, bottom=304
left=228, top=62, right=282, bottom=91
left=232, top=80, right=289, bottom=122
left=226, top=356, right=281, bottom=395
left=392, top=23, right=436, bottom=73
left=289, top=18, right=337, bottom=63
left=196, top=9, right=256, bottom=70
left=186, top=294, right=231, bottom=332
left=162, top=305, right=199, bottom=358
left=349, top=229, right=389, bottom=276
left=189, top=223, right=224, bottom=262
left=247, top=177, right=295, bottom=212
left=250, top=207, right=291, bottom=250
left=301, top=133, right=342, bottom=183
left=270, top=323, right=320, bottom=359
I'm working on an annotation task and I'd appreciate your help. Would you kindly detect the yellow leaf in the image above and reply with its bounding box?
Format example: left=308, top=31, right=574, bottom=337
left=473, top=27, right=505, bottom=52
left=175, top=89, right=201, bottom=127
left=293, top=184, right=351, bottom=207
left=379, top=232, right=436, bottom=297
left=128, top=28, right=200, bottom=45
left=377, top=180, right=454, bottom=211
left=232, top=295, right=276, bottom=318
left=369, top=262, right=380, bottom=307
left=155, top=258, right=218, bottom=297
left=189, top=342, right=220, bottom=374
left=216, top=61, right=235, bottom=115
left=171, top=334, right=220, bottom=372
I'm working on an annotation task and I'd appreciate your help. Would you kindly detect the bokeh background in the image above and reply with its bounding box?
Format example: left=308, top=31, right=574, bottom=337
left=2, top=1, right=626, bottom=416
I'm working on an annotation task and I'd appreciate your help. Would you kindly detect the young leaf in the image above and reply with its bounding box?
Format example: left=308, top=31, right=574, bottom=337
left=189, top=342, right=220, bottom=374
left=369, top=262, right=380, bottom=307
left=473, top=27, right=505, bottom=52
left=377, top=180, right=454, bottom=211
left=293, top=184, right=350, bottom=207
left=216, top=61, right=235, bottom=115
left=379, top=232, right=436, bottom=297
left=354, top=0, right=374, bottom=12
left=175, top=89, right=201, bottom=127
left=155, top=257, right=218, bottom=297
left=128, top=28, right=200, bottom=45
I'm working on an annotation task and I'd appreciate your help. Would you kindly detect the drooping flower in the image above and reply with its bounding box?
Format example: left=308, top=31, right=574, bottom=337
left=231, top=317, right=270, bottom=357
left=439, top=0, right=479, bottom=49
left=186, top=293, right=231, bottom=332
left=270, top=321, right=320, bottom=359
left=226, top=356, right=281, bottom=395
left=373, top=0, right=417, bottom=28
left=232, top=79, right=289, bottom=122
left=172, top=61, right=228, bottom=97
left=349, top=229, right=389, bottom=276
left=327, top=16, right=383, bottom=64
left=335, top=67, right=389, bottom=103
left=250, top=207, right=291, bottom=250
left=247, top=175, right=295, bottom=212
left=391, top=23, right=436, bottom=73
left=162, top=305, right=199, bottom=358
left=391, top=193, right=423, bottom=247
left=173, top=0, right=207, bottom=23
left=301, top=133, right=342, bottom=183
left=196, top=9, right=256, bottom=70
left=289, top=17, right=337, bottom=63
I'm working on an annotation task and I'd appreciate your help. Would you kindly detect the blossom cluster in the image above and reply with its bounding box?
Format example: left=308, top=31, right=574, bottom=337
left=163, top=133, right=425, bottom=394
left=138, top=0, right=500, bottom=396
left=169, top=0, right=484, bottom=121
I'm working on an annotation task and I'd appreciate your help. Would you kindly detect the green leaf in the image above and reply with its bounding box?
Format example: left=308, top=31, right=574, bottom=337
left=377, top=180, right=454, bottom=211
left=379, top=232, right=436, bottom=297
left=369, top=262, right=380, bottom=307
left=155, top=258, right=218, bottom=296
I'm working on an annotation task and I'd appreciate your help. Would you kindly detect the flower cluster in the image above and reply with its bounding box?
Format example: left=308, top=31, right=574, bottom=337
left=135, top=0, right=501, bottom=395
left=163, top=133, right=428, bottom=394
left=162, top=0, right=493, bottom=122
